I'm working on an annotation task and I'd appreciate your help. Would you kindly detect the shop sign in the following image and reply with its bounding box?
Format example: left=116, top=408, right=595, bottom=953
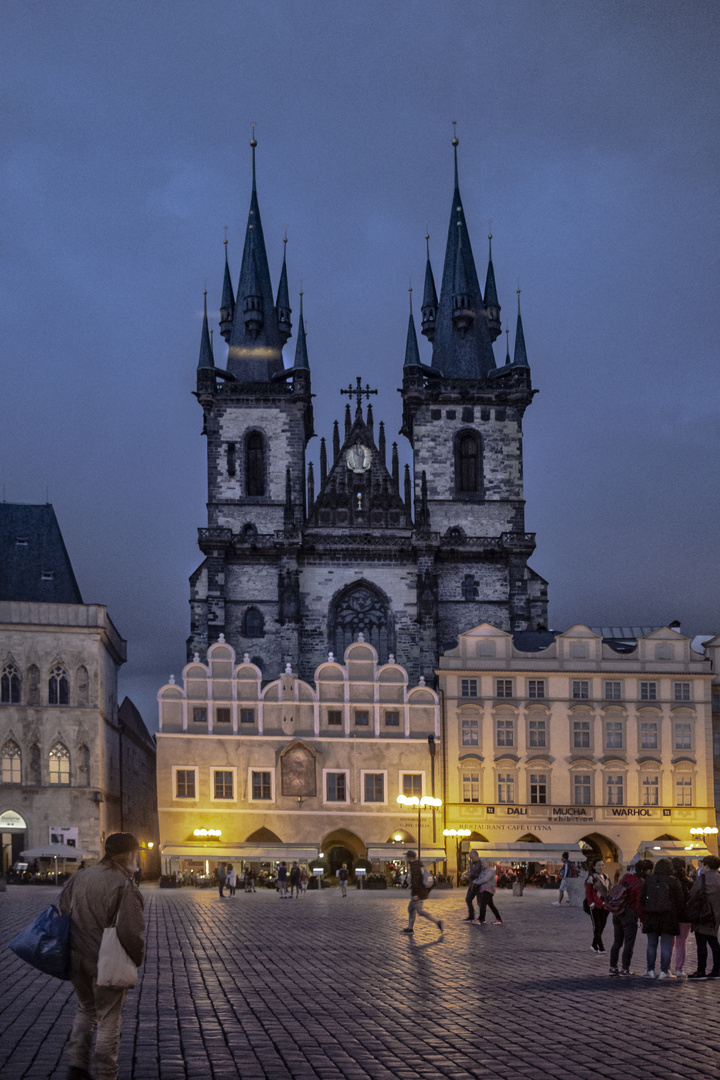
left=608, top=808, right=656, bottom=818
left=0, top=810, right=27, bottom=830
left=49, top=827, right=78, bottom=846
left=550, top=808, right=595, bottom=823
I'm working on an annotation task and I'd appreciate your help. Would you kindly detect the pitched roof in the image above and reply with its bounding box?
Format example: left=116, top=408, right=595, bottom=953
left=0, top=503, right=82, bottom=603
left=118, top=697, right=155, bottom=751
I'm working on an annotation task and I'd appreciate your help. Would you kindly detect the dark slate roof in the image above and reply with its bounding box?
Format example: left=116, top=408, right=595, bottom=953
left=512, top=630, right=557, bottom=653
left=403, top=305, right=422, bottom=368
left=0, top=503, right=83, bottom=603
left=484, top=237, right=499, bottom=308
left=293, top=293, right=309, bottom=370
left=197, top=293, right=214, bottom=369
left=513, top=296, right=529, bottom=367
left=118, top=697, right=155, bottom=751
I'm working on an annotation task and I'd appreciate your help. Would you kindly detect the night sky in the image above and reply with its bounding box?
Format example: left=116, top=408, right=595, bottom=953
left=2, top=1, right=718, bottom=730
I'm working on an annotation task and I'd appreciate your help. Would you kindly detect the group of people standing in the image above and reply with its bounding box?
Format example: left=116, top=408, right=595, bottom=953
left=462, top=849, right=504, bottom=925
left=216, top=864, right=256, bottom=897
left=584, top=854, right=720, bottom=979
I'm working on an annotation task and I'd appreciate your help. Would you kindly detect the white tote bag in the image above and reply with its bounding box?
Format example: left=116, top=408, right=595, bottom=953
left=96, top=887, right=138, bottom=989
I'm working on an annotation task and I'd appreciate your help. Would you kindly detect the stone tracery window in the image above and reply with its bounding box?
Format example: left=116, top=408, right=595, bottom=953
left=242, top=607, right=264, bottom=638
left=1, top=662, right=21, bottom=704
left=48, top=663, right=69, bottom=706
left=455, top=430, right=481, bottom=495
left=49, top=742, right=70, bottom=784
left=328, top=582, right=394, bottom=664
left=245, top=431, right=266, bottom=497
left=1, top=740, right=21, bottom=784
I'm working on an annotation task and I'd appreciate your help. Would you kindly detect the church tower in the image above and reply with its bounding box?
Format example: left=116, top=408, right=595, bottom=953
left=401, top=132, right=547, bottom=647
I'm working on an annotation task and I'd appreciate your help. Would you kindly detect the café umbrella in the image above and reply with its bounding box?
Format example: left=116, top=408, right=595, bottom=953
left=21, top=843, right=93, bottom=884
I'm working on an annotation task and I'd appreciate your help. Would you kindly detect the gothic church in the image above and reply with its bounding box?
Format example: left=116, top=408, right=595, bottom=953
left=189, top=135, right=547, bottom=683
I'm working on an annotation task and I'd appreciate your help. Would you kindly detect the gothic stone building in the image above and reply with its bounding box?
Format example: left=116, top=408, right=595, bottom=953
left=188, top=137, right=547, bottom=685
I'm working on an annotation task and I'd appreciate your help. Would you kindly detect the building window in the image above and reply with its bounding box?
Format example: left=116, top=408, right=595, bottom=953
left=462, top=772, right=479, bottom=803
left=1, top=741, right=21, bottom=784
left=640, top=682, right=657, bottom=701
left=193, top=708, right=207, bottom=724
left=175, top=769, right=196, bottom=798
left=674, top=683, right=690, bottom=702
left=528, top=680, right=545, bottom=699
left=642, top=774, right=659, bottom=806
left=240, top=709, right=255, bottom=724
left=326, top=773, right=347, bottom=802
left=572, top=680, right=589, bottom=700
left=462, top=575, right=479, bottom=601
left=675, top=775, right=693, bottom=807
left=605, top=721, right=623, bottom=750
left=461, top=718, right=479, bottom=746
left=530, top=773, right=547, bottom=805
left=329, top=581, right=394, bottom=666
left=497, top=773, right=515, bottom=804
left=461, top=679, right=478, bottom=698
left=402, top=774, right=423, bottom=798
left=226, top=442, right=236, bottom=477
left=606, top=774, right=624, bottom=806
left=355, top=710, right=370, bottom=726
left=573, top=774, right=591, bottom=806
left=572, top=720, right=590, bottom=749
left=48, top=742, right=70, bottom=785
left=76, top=666, right=89, bottom=707
left=385, top=711, right=400, bottom=727
left=496, top=680, right=513, bottom=698
left=213, top=770, right=233, bottom=799
left=1, top=663, right=21, bottom=704
left=48, top=664, right=69, bottom=705
left=327, top=710, right=342, bottom=726
left=215, top=708, right=231, bottom=724
left=674, top=722, right=692, bottom=751
left=604, top=681, right=621, bottom=700
left=245, top=431, right=265, bottom=496
left=496, top=719, right=514, bottom=747
left=251, top=771, right=272, bottom=800
left=242, top=607, right=264, bottom=638
left=455, top=430, right=481, bottom=494
left=363, top=773, right=385, bottom=803
left=528, top=719, right=546, bottom=748
left=640, top=721, right=658, bottom=750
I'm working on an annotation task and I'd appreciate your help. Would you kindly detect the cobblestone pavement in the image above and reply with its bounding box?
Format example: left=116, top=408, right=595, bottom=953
left=2, top=884, right=719, bottom=1080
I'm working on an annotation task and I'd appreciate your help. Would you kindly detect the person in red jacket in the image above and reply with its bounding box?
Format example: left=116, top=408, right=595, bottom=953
left=585, top=858, right=611, bottom=953
left=607, top=860, right=651, bottom=976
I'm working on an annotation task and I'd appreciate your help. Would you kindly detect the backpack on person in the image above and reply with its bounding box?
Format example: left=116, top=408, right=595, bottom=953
left=567, top=864, right=579, bottom=878
left=605, top=880, right=631, bottom=915
left=643, top=875, right=672, bottom=913
left=421, top=865, right=434, bottom=890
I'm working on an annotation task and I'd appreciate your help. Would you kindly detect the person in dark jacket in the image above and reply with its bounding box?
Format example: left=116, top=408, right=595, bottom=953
left=585, top=859, right=611, bottom=953
left=461, top=849, right=483, bottom=921
left=607, top=861, right=648, bottom=976
left=401, top=850, right=443, bottom=936
left=670, top=856, right=694, bottom=977
left=640, top=857, right=684, bottom=978
left=289, top=861, right=301, bottom=898
left=687, top=855, right=720, bottom=980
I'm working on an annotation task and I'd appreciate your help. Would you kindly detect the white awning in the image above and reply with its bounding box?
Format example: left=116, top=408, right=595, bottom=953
left=161, top=843, right=319, bottom=861
left=462, top=843, right=586, bottom=863
left=367, top=845, right=447, bottom=863
left=633, top=840, right=711, bottom=861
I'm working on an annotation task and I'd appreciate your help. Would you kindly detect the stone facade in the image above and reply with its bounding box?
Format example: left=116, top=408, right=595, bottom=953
left=438, top=622, right=717, bottom=879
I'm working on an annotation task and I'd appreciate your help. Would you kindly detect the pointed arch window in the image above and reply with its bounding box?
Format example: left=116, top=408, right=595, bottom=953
left=78, top=743, right=91, bottom=785
left=455, top=430, right=481, bottom=495
left=76, top=666, right=89, bottom=707
left=242, top=607, right=264, bottom=638
left=49, top=742, right=70, bottom=785
left=27, top=665, right=40, bottom=706
left=48, top=664, right=69, bottom=706
left=245, top=432, right=266, bottom=497
left=1, top=741, right=22, bottom=784
left=1, top=662, right=21, bottom=704
left=328, top=581, right=395, bottom=664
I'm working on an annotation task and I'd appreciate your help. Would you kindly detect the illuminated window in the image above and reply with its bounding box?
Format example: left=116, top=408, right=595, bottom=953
left=497, top=773, right=515, bottom=804
left=251, top=771, right=272, bottom=800
left=606, top=774, right=624, bottom=806
left=213, top=771, right=233, bottom=799
left=175, top=769, right=196, bottom=798
left=48, top=742, right=70, bottom=785
left=462, top=772, right=479, bottom=803
left=461, top=718, right=478, bottom=746
left=530, top=773, right=547, bottom=804
left=573, top=774, right=591, bottom=806
left=1, top=741, right=21, bottom=784
left=48, top=664, right=69, bottom=706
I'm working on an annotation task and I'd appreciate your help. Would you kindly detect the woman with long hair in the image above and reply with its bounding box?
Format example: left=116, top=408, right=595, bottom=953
left=585, top=858, right=611, bottom=953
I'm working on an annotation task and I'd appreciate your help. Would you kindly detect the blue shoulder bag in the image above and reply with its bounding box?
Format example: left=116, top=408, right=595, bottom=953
left=9, top=904, right=71, bottom=980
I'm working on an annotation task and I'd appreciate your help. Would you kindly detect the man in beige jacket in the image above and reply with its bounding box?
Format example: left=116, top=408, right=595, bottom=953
left=59, top=833, right=145, bottom=1080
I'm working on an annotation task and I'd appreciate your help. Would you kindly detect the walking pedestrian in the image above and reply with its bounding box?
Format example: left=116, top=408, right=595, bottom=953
left=216, top=862, right=226, bottom=898
left=289, top=861, right=301, bottom=898
left=687, top=855, right=720, bottom=980
left=585, top=858, right=611, bottom=953
left=640, top=858, right=684, bottom=979
left=226, top=865, right=236, bottom=897
left=338, top=863, right=349, bottom=897
left=477, top=861, right=503, bottom=925
left=58, top=833, right=145, bottom=1080
left=245, top=868, right=256, bottom=893
left=461, top=850, right=483, bottom=921
left=300, top=867, right=309, bottom=895
left=606, top=861, right=646, bottom=976
left=552, top=851, right=575, bottom=905
left=277, top=861, right=288, bottom=898
left=671, top=856, right=693, bottom=977
left=400, top=850, right=443, bottom=936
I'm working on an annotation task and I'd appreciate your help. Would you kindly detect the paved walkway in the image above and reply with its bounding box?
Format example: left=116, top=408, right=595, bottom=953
left=1, top=884, right=718, bottom=1080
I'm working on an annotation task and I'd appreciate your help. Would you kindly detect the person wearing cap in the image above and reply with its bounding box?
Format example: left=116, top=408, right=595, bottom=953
left=59, top=833, right=145, bottom=1080
left=400, top=850, right=443, bottom=936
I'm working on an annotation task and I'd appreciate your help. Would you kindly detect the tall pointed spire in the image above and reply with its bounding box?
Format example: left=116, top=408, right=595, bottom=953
left=227, top=129, right=285, bottom=381
left=483, top=233, right=501, bottom=342
left=513, top=290, right=529, bottom=367
left=430, top=126, right=496, bottom=378
left=378, top=421, right=386, bottom=466
left=344, top=404, right=352, bottom=438
left=197, top=291, right=214, bottom=369
left=332, top=420, right=340, bottom=463
left=320, top=437, right=328, bottom=486
left=293, top=291, right=309, bottom=369
left=504, top=326, right=511, bottom=366
left=421, top=232, right=438, bottom=341
left=306, top=461, right=315, bottom=510
left=276, top=232, right=292, bottom=343
left=404, top=287, right=422, bottom=368
left=366, top=403, right=374, bottom=441
left=219, top=234, right=235, bottom=342
left=391, top=442, right=400, bottom=490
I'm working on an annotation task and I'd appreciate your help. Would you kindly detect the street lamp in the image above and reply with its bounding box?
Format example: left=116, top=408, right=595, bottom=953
left=397, top=794, right=442, bottom=862
left=443, top=828, right=472, bottom=883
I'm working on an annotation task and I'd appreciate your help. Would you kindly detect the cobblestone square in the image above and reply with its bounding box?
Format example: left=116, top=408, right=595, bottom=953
left=2, top=885, right=719, bottom=1080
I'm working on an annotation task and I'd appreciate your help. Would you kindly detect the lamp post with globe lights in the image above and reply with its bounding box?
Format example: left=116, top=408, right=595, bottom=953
left=396, top=794, right=442, bottom=863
